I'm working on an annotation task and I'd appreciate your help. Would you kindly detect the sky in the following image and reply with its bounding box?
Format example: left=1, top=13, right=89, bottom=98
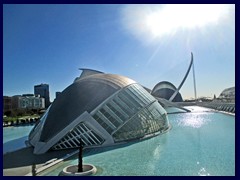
left=3, top=4, right=235, bottom=102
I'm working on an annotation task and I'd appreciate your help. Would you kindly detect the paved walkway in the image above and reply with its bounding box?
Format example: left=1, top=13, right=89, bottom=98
left=3, top=146, right=76, bottom=176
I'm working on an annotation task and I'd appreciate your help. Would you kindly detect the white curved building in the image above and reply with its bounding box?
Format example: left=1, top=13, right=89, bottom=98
left=218, top=87, right=235, bottom=101
left=151, top=81, right=183, bottom=102
left=28, top=69, right=170, bottom=154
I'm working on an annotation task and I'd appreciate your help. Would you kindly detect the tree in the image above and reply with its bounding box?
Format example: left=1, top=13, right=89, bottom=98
left=4, top=110, right=11, bottom=117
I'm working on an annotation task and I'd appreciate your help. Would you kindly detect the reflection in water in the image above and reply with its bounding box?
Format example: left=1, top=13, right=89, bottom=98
left=198, top=167, right=210, bottom=176
left=146, top=133, right=168, bottom=174
left=177, top=113, right=212, bottom=128
left=153, top=145, right=161, bottom=159
left=3, top=136, right=29, bottom=153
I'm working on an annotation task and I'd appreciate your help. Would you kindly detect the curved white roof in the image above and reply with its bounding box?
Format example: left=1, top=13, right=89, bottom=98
left=152, top=81, right=177, bottom=94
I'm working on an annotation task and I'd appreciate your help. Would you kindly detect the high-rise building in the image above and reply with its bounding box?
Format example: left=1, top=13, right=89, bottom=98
left=55, top=91, right=61, bottom=99
left=34, top=84, right=50, bottom=108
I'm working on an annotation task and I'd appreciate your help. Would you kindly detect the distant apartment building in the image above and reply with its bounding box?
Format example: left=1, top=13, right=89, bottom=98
left=34, top=84, right=50, bottom=107
left=4, top=94, right=45, bottom=112
left=3, top=96, right=12, bottom=112
left=12, top=94, right=45, bottom=109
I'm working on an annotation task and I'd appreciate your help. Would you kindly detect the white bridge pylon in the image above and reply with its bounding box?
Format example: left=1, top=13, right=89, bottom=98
left=169, top=52, right=197, bottom=102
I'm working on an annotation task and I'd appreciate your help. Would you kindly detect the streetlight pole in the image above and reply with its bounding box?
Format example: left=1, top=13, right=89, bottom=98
left=78, top=139, right=83, bottom=172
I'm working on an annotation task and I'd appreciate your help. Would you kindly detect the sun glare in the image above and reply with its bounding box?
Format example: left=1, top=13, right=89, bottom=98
left=145, top=4, right=230, bottom=38
left=122, top=4, right=232, bottom=42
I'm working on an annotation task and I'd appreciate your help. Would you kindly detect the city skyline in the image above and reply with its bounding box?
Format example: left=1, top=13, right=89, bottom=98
left=3, top=4, right=235, bottom=102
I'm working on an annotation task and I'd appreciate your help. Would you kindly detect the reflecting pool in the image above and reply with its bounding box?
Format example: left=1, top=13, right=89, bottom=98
left=3, top=125, right=34, bottom=153
left=3, top=106, right=235, bottom=176
left=37, top=106, right=235, bottom=176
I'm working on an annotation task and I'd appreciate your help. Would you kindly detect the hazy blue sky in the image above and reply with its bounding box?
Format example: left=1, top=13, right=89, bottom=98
left=3, top=4, right=235, bottom=102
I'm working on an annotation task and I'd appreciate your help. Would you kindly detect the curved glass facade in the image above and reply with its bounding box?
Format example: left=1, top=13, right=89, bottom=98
left=113, top=101, right=168, bottom=142
left=92, top=83, right=169, bottom=142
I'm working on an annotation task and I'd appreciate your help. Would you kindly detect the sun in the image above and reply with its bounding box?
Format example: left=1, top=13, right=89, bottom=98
left=121, top=4, right=232, bottom=42
left=144, top=4, right=230, bottom=38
